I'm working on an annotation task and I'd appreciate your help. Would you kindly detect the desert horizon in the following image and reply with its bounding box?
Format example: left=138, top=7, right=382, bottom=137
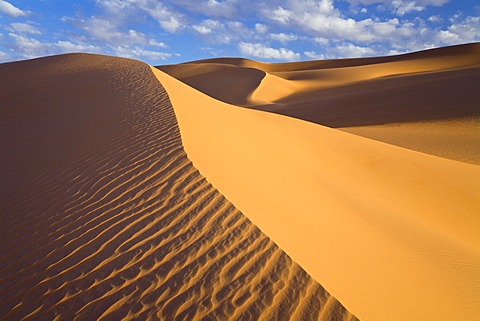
left=1, top=42, right=480, bottom=320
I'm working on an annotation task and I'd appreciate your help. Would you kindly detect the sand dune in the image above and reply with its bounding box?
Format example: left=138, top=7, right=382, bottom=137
left=153, top=43, right=480, bottom=321
left=2, top=44, right=479, bottom=321
left=0, top=54, right=357, bottom=320
left=159, top=43, right=480, bottom=164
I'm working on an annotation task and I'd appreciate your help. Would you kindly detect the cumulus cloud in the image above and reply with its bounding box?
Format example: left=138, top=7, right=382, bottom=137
left=435, top=16, right=480, bottom=45
left=5, top=31, right=170, bottom=63
left=8, top=33, right=51, bottom=58
left=270, top=7, right=292, bottom=24
left=0, top=0, right=28, bottom=17
left=55, top=41, right=101, bottom=53
left=261, top=0, right=449, bottom=51
left=304, top=51, right=325, bottom=60
left=8, top=23, right=41, bottom=35
left=0, top=0, right=477, bottom=64
left=192, top=19, right=223, bottom=35
left=76, top=17, right=168, bottom=50
left=6, top=32, right=102, bottom=59
left=191, top=19, right=251, bottom=44
left=185, top=0, right=240, bottom=19
left=255, top=23, right=268, bottom=34
left=334, top=43, right=377, bottom=57
left=427, top=15, right=442, bottom=23
left=239, top=42, right=300, bottom=61
left=345, top=0, right=450, bottom=15
left=111, top=46, right=172, bottom=61
left=270, top=33, right=298, bottom=43
left=0, top=50, right=12, bottom=62
left=96, top=0, right=184, bottom=33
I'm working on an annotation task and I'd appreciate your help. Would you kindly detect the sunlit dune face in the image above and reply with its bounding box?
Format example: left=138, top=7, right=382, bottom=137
left=0, top=54, right=357, bottom=320
left=1, top=43, right=480, bottom=321
left=153, top=43, right=480, bottom=321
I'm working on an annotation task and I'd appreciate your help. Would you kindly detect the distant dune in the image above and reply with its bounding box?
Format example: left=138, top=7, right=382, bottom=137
left=0, top=55, right=356, bottom=320
left=159, top=43, right=480, bottom=164
left=156, top=43, right=480, bottom=321
left=1, top=43, right=479, bottom=321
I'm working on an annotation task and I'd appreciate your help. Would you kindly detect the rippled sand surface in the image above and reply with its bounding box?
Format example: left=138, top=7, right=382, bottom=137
left=0, top=54, right=357, bottom=320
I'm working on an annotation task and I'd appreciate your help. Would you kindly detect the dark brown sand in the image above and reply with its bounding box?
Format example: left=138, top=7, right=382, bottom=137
left=0, top=54, right=357, bottom=320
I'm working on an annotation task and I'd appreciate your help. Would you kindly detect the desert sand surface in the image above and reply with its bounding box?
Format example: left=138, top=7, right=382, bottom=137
left=154, top=43, right=480, bottom=321
left=2, top=44, right=479, bottom=321
left=0, top=54, right=357, bottom=320
left=159, top=43, right=480, bottom=165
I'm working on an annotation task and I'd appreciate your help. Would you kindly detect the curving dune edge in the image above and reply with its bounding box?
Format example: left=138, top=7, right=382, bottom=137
left=0, top=54, right=356, bottom=320
left=1, top=43, right=480, bottom=321
left=153, top=43, right=480, bottom=321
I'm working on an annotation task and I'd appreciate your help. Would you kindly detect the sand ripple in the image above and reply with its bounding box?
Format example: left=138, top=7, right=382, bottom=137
left=0, top=54, right=357, bottom=320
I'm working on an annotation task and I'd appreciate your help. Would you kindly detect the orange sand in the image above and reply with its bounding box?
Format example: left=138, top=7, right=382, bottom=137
left=159, top=43, right=480, bottom=165
left=154, top=43, right=480, bottom=321
left=2, top=43, right=479, bottom=321
left=0, top=54, right=356, bottom=320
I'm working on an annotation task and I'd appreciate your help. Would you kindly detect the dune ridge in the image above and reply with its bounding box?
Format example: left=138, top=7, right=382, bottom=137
left=0, top=54, right=357, bottom=320
left=159, top=43, right=480, bottom=165
left=153, top=55, right=480, bottom=321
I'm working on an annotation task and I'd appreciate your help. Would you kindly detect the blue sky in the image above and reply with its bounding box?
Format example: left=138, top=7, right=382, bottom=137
left=0, top=0, right=479, bottom=64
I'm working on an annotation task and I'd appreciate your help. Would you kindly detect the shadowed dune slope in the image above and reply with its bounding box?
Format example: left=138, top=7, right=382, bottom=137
left=153, top=65, right=480, bottom=321
left=158, top=43, right=480, bottom=164
left=0, top=54, right=357, bottom=321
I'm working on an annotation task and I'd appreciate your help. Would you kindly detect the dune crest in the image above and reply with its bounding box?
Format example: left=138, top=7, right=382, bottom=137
left=153, top=59, right=480, bottom=321
left=0, top=54, right=357, bottom=320
left=159, top=43, right=480, bottom=165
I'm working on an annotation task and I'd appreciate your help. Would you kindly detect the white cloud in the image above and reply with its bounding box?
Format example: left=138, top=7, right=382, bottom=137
left=148, top=39, right=168, bottom=48
left=83, top=19, right=148, bottom=44
left=196, top=0, right=239, bottom=18
left=8, top=33, right=52, bottom=58
left=192, top=19, right=223, bottom=35
left=345, top=0, right=450, bottom=15
left=304, top=51, right=325, bottom=60
left=334, top=43, right=377, bottom=57
left=428, top=15, right=442, bottom=23
left=55, top=41, right=101, bottom=53
left=239, top=42, right=301, bottom=61
left=163, top=0, right=240, bottom=19
left=144, top=7, right=183, bottom=33
left=345, top=0, right=450, bottom=7
left=96, top=0, right=184, bottom=33
left=79, top=17, right=168, bottom=49
left=7, top=32, right=103, bottom=59
left=112, top=46, right=172, bottom=61
left=392, top=0, right=424, bottom=16
left=8, top=23, right=41, bottom=35
left=192, top=25, right=212, bottom=35
left=261, top=0, right=430, bottom=48
left=270, top=6, right=292, bottom=24
left=255, top=23, right=268, bottom=34
left=435, top=16, right=480, bottom=44
left=191, top=19, right=250, bottom=44
left=314, top=37, right=330, bottom=45
left=435, top=30, right=459, bottom=43
left=0, top=0, right=28, bottom=17
left=270, top=33, right=298, bottom=43
left=0, top=50, right=13, bottom=62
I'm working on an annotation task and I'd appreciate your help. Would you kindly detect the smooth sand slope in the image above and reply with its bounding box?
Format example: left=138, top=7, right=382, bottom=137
left=153, top=44, right=480, bottom=321
left=159, top=43, right=480, bottom=164
left=0, top=54, right=357, bottom=320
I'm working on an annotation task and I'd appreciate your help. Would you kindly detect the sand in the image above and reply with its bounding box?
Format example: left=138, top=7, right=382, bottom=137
left=2, top=43, right=479, bottom=321
left=0, top=54, right=356, bottom=320
left=154, top=43, right=480, bottom=321
left=159, top=43, right=480, bottom=165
